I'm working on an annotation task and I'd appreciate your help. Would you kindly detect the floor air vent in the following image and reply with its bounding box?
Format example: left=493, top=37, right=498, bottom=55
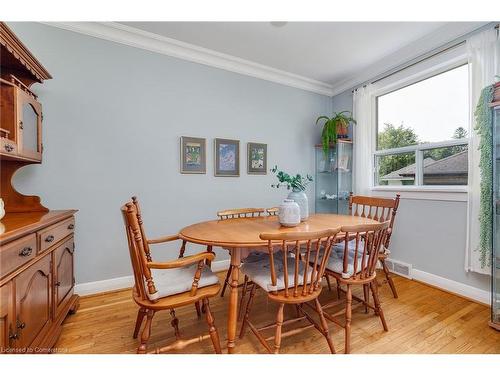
left=385, top=258, right=412, bottom=279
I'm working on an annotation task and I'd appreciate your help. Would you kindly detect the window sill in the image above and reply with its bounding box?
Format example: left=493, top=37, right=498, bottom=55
left=370, top=186, right=468, bottom=202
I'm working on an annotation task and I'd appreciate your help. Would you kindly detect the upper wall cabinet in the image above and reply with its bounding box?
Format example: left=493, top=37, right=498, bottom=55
left=1, top=79, right=43, bottom=161
left=0, top=23, right=51, bottom=163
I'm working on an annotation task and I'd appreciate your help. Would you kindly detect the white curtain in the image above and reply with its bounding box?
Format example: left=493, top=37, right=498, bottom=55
left=465, top=28, right=499, bottom=274
left=352, top=85, right=375, bottom=195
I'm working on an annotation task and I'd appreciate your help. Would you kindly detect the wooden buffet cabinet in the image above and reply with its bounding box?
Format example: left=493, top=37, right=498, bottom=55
left=0, top=23, right=79, bottom=353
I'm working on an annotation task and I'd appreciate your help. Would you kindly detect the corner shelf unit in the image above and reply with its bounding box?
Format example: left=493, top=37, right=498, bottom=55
left=314, top=140, right=353, bottom=215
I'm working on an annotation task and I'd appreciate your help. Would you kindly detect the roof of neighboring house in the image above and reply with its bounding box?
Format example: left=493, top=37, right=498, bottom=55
left=380, top=150, right=468, bottom=181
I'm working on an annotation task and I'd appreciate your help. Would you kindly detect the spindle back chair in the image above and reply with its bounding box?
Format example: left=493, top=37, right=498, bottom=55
left=218, top=207, right=266, bottom=298
left=266, top=207, right=279, bottom=216
left=321, top=221, right=390, bottom=353
left=217, top=207, right=266, bottom=220
left=348, top=193, right=400, bottom=297
left=121, top=197, right=222, bottom=354
left=239, top=228, right=341, bottom=354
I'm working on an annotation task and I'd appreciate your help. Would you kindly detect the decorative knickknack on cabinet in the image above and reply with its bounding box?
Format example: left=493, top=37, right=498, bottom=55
left=0, top=22, right=79, bottom=353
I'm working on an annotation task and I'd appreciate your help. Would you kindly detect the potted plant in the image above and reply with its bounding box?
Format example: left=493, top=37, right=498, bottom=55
left=316, top=111, right=356, bottom=156
left=271, top=165, right=313, bottom=221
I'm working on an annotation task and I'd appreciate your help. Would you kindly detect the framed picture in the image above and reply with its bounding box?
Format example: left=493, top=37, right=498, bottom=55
left=338, top=154, right=350, bottom=171
left=180, top=136, right=206, bottom=174
left=214, top=138, right=240, bottom=177
left=247, top=142, right=267, bottom=175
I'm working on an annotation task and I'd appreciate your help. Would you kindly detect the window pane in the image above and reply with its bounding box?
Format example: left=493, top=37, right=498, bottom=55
left=422, top=144, right=468, bottom=185
left=377, top=64, right=469, bottom=151
left=376, top=152, right=416, bottom=186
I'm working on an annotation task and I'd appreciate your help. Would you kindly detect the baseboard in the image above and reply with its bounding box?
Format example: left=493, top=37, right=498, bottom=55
left=412, top=268, right=490, bottom=305
left=74, top=275, right=134, bottom=296
left=74, top=260, right=232, bottom=296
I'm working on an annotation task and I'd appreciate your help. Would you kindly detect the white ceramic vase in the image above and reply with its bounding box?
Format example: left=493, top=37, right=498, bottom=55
left=278, top=199, right=301, bottom=227
left=287, top=188, right=309, bottom=221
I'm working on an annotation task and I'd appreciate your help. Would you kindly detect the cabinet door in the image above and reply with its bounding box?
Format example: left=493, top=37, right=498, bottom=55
left=14, top=255, right=51, bottom=350
left=53, top=237, right=75, bottom=318
left=16, top=88, right=42, bottom=161
left=0, top=282, right=15, bottom=352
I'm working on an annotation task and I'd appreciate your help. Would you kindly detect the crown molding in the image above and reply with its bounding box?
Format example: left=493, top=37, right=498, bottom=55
left=328, top=22, right=489, bottom=96
left=41, top=21, right=335, bottom=96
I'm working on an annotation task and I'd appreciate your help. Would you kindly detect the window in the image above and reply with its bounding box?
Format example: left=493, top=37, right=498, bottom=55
left=374, top=64, right=469, bottom=187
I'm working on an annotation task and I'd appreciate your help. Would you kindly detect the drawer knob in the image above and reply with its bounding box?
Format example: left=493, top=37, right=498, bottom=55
left=4, top=144, right=14, bottom=152
left=17, top=321, right=26, bottom=330
left=9, top=332, right=19, bottom=341
left=67, top=223, right=75, bottom=230
left=45, top=235, right=55, bottom=243
left=19, top=247, right=33, bottom=257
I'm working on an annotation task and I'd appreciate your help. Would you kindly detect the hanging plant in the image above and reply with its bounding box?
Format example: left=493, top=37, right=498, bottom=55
left=315, top=111, right=356, bottom=156
left=474, top=84, right=494, bottom=268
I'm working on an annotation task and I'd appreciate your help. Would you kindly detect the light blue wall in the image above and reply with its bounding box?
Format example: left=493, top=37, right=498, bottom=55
left=331, top=91, right=490, bottom=292
left=7, top=22, right=331, bottom=284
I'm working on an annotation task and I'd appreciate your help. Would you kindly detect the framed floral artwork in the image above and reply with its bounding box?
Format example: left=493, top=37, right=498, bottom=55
left=180, top=136, right=206, bottom=174
left=214, top=138, right=240, bottom=177
left=247, top=142, right=267, bottom=175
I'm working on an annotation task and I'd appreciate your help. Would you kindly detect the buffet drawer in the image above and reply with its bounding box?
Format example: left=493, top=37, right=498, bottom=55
left=37, top=217, right=75, bottom=254
left=0, top=233, right=37, bottom=278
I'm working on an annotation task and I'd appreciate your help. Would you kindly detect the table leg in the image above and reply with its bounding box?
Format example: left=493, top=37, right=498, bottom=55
left=227, top=248, right=240, bottom=354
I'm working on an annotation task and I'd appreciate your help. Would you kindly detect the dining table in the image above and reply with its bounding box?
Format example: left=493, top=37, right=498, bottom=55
left=179, top=212, right=378, bottom=353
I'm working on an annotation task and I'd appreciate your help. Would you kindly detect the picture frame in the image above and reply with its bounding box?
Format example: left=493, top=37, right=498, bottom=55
left=338, top=154, right=350, bottom=171
left=214, top=138, right=240, bottom=177
left=247, top=142, right=267, bottom=175
left=180, top=136, right=206, bottom=174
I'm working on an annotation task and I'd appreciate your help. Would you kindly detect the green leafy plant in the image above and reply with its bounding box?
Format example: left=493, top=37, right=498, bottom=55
left=270, top=165, right=313, bottom=191
left=316, top=111, right=356, bottom=156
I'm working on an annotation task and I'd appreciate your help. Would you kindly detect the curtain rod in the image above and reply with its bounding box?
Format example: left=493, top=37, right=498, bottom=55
left=352, top=22, right=498, bottom=93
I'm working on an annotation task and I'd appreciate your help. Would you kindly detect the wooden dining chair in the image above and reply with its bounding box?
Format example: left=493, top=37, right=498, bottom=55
left=320, top=221, right=390, bottom=353
left=121, top=197, right=222, bottom=354
left=239, top=228, right=341, bottom=354
left=348, top=193, right=400, bottom=298
left=218, top=207, right=266, bottom=298
left=266, top=207, right=279, bottom=216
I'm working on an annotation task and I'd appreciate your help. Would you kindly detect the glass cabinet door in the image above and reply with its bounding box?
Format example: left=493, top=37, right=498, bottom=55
left=315, top=145, right=338, bottom=213
left=314, top=141, right=353, bottom=214
left=17, top=89, right=42, bottom=161
left=337, top=141, right=353, bottom=214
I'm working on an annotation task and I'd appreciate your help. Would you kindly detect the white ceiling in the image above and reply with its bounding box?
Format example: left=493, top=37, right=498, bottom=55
left=118, top=22, right=481, bottom=88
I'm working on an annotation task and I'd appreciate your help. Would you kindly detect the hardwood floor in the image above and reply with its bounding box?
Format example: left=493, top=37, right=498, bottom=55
left=55, top=273, right=500, bottom=354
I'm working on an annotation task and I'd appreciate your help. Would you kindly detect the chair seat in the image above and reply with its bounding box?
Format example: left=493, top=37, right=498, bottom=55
left=243, top=250, right=268, bottom=263
left=332, top=239, right=389, bottom=257
left=310, top=249, right=363, bottom=279
left=147, top=263, right=219, bottom=300
left=241, top=254, right=313, bottom=292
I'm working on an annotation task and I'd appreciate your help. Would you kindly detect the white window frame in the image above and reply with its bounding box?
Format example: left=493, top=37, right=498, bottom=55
left=369, top=53, right=470, bottom=202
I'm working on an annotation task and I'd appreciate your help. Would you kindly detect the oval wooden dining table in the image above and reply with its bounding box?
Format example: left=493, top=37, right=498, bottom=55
left=179, top=213, right=378, bottom=353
